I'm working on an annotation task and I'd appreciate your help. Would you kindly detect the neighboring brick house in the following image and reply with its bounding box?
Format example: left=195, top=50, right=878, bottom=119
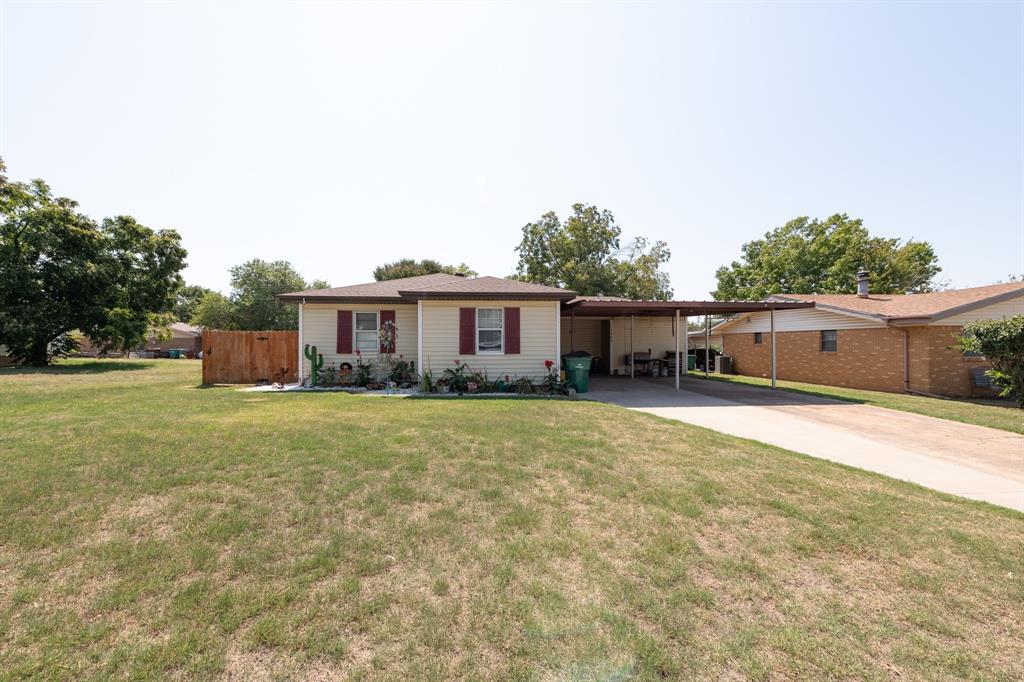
left=714, top=280, right=1024, bottom=398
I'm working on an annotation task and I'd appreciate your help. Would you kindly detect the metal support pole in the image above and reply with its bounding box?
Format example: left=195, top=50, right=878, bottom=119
left=630, top=315, right=635, bottom=380
left=770, top=307, right=777, bottom=389
left=682, top=315, right=688, bottom=375
left=297, top=300, right=304, bottom=384
left=674, top=309, right=680, bottom=390
left=704, top=315, right=710, bottom=377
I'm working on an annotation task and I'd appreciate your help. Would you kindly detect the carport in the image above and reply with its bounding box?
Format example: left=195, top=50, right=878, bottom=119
left=561, top=298, right=814, bottom=389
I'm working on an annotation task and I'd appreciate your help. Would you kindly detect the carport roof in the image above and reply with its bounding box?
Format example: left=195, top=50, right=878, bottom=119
left=562, top=297, right=815, bottom=317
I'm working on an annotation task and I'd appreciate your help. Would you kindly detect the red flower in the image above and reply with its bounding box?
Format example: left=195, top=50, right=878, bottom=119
left=544, top=360, right=554, bottom=368
left=454, top=359, right=460, bottom=365
left=355, top=349, right=361, bottom=356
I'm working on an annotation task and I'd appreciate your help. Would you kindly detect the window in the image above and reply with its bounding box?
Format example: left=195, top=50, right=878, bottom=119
left=355, top=312, right=379, bottom=353
left=962, top=349, right=985, bottom=358
left=753, top=332, right=763, bottom=345
left=820, top=329, right=838, bottom=352
left=477, top=308, right=503, bottom=353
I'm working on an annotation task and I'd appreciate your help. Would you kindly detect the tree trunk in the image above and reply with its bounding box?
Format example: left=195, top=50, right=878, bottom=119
left=28, top=338, right=49, bottom=366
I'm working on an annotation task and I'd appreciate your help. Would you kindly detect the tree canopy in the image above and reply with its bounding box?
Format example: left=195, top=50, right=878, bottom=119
left=373, top=258, right=477, bottom=281
left=190, top=260, right=326, bottom=331
left=514, top=203, right=672, bottom=299
left=173, top=284, right=215, bottom=322
left=0, top=160, right=187, bottom=365
left=712, top=214, right=940, bottom=300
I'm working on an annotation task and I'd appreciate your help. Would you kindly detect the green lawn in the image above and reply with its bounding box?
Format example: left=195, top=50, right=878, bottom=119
left=692, top=372, right=1023, bottom=435
left=1, top=360, right=1022, bottom=680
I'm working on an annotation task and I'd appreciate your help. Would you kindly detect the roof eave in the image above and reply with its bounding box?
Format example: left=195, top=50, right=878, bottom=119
left=277, top=295, right=409, bottom=305
left=928, top=287, right=1024, bottom=323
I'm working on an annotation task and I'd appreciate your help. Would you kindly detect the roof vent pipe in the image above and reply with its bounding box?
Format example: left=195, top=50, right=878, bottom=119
left=856, top=270, right=870, bottom=298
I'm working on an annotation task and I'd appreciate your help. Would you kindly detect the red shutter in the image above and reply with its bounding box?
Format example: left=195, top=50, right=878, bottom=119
left=379, top=310, right=396, bottom=353
left=337, top=310, right=353, bottom=354
left=459, top=307, right=476, bottom=355
left=504, top=307, right=520, bottom=354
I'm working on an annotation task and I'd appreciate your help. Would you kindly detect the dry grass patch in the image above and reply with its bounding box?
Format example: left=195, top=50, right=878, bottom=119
left=1, top=359, right=1022, bottom=680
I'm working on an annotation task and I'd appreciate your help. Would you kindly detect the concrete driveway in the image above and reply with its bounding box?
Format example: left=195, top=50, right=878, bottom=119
left=587, top=375, right=1024, bottom=512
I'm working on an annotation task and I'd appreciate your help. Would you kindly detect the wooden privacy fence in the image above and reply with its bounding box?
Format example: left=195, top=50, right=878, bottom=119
left=202, top=330, right=298, bottom=385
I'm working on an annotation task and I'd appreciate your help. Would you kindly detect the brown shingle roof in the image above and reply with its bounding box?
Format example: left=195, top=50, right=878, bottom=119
left=399, top=276, right=575, bottom=300
left=279, top=274, right=574, bottom=302
left=771, top=281, right=1024, bottom=320
left=279, top=273, right=466, bottom=301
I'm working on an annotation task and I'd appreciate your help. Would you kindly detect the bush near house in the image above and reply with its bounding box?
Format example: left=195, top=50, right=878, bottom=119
left=957, top=315, right=1024, bottom=407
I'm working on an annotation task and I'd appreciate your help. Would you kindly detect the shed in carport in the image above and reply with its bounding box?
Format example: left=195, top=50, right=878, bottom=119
left=560, top=297, right=815, bottom=389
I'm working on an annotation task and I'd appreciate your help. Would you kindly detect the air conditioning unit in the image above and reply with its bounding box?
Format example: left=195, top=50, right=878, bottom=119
left=716, top=356, right=733, bottom=374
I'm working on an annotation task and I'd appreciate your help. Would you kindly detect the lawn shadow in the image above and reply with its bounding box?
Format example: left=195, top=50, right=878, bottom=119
left=0, top=360, right=154, bottom=375
left=693, top=374, right=870, bottom=405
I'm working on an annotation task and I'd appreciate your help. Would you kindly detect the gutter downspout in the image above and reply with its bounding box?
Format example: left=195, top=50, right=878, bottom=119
left=903, top=328, right=910, bottom=393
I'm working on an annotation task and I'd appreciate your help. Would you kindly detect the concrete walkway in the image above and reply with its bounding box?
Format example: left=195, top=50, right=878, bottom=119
left=587, top=376, right=1024, bottom=512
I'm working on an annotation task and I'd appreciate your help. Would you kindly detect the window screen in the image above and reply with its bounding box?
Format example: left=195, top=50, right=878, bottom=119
left=477, top=308, right=503, bottom=353
left=820, top=329, right=838, bottom=352
left=355, top=312, right=378, bottom=353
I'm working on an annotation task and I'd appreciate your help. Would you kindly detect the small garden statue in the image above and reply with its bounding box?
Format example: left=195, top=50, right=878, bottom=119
left=304, top=344, right=324, bottom=386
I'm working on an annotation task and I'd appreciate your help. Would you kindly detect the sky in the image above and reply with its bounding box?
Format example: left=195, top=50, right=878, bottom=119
left=1, top=1, right=1021, bottom=298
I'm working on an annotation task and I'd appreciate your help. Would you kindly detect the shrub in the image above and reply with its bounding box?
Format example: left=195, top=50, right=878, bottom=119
left=957, top=315, right=1024, bottom=407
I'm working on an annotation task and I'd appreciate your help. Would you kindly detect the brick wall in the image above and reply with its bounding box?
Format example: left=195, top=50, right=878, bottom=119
left=913, top=325, right=990, bottom=397
left=723, top=328, right=906, bottom=393
left=723, top=325, right=992, bottom=397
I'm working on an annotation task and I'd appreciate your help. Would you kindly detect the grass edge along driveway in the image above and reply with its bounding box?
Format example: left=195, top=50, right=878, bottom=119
left=1, top=359, right=1022, bottom=680
left=690, top=372, right=1023, bottom=435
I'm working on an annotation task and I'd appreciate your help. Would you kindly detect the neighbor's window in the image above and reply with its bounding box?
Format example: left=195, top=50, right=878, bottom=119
left=820, top=329, right=838, bottom=352
left=962, top=349, right=985, bottom=358
left=753, top=332, right=763, bottom=345
left=477, top=308, right=503, bottom=353
left=355, top=311, right=379, bottom=353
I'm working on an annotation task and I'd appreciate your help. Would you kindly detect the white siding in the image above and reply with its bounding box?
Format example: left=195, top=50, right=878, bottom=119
left=301, top=303, right=418, bottom=375
left=934, top=293, right=1024, bottom=326
left=608, top=316, right=685, bottom=374
left=421, top=300, right=558, bottom=380
left=560, top=317, right=604, bottom=355
left=717, top=308, right=884, bottom=334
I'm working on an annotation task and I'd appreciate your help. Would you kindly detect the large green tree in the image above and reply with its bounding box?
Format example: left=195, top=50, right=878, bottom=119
left=0, top=160, right=187, bottom=365
left=191, top=291, right=237, bottom=330
left=373, top=258, right=477, bottom=281
left=712, top=214, right=940, bottom=300
left=514, top=203, right=672, bottom=299
left=174, top=284, right=215, bottom=322
left=228, top=260, right=308, bottom=331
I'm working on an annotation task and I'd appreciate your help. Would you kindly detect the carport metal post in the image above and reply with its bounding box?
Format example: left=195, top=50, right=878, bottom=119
left=682, top=316, right=688, bottom=375
left=770, top=307, right=777, bottom=389
left=630, top=315, right=635, bottom=380
left=674, top=309, right=680, bottom=390
left=704, top=316, right=710, bottom=377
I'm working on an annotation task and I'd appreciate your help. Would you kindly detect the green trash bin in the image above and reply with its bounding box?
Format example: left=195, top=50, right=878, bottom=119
left=687, top=355, right=696, bottom=371
left=168, top=349, right=181, bottom=359
left=562, top=355, right=592, bottom=393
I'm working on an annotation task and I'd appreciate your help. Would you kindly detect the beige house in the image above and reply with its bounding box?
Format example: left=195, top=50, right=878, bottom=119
left=280, top=274, right=574, bottom=382
left=281, top=274, right=806, bottom=385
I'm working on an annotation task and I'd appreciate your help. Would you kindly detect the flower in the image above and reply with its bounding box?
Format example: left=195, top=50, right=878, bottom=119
left=454, top=359, right=460, bottom=365
left=544, top=360, right=554, bottom=369
left=355, top=349, right=361, bottom=356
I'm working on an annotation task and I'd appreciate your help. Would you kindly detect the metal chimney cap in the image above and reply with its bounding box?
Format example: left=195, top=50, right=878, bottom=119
left=856, top=269, right=870, bottom=280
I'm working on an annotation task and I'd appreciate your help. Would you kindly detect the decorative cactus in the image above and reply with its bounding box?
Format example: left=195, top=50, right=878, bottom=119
left=304, top=344, right=324, bottom=385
